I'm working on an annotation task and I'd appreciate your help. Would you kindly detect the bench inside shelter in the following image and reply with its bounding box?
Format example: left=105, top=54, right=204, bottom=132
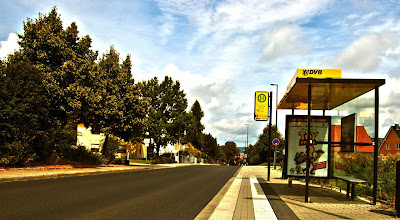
left=335, top=175, right=367, bottom=200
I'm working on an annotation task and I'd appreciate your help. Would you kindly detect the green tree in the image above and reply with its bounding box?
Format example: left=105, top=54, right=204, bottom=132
left=94, top=47, right=148, bottom=163
left=7, top=7, right=147, bottom=164
left=142, top=76, right=188, bottom=156
left=247, top=124, right=284, bottom=165
left=222, top=141, right=240, bottom=165
left=0, top=61, right=50, bottom=165
left=17, top=7, right=99, bottom=126
left=203, top=133, right=220, bottom=161
left=186, top=100, right=205, bottom=149
left=9, top=7, right=101, bottom=162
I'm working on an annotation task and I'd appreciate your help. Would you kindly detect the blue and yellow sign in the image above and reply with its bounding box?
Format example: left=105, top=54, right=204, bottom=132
left=254, top=91, right=269, bottom=121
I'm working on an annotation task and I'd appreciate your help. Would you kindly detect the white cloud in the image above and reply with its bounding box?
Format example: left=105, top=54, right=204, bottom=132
left=156, top=0, right=330, bottom=53
left=150, top=62, right=258, bottom=145
left=328, top=32, right=400, bottom=72
left=259, top=23, right=309, bottom=62
left=350, top=0, right=378, bottom=9
left=0, top=33, right=19, bottom=59
left=158, top=13, right=176, bottom=45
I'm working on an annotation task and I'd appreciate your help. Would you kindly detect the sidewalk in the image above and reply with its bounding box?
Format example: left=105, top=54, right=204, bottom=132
left=198, top=166, right=397, bottom=220
left=0, top=162, right=214, bottom=182
left=0, top=164, right=151, bottom=182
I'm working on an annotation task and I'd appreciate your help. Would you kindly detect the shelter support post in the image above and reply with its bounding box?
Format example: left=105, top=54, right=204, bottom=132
left=373, top=87, right=379, bottom=205
left=305, top=84, right=311, bottom=203
left=396, top=161, right=400, bottom=215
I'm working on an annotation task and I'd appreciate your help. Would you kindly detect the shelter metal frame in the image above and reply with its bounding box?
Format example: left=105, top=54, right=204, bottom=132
left=278, top=77, right=385, bottom=204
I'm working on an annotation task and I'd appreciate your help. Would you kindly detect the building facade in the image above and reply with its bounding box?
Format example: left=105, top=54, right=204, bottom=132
left=77, top=123, right=147, bottom=159
left=379, top=124, right=400, bottom=156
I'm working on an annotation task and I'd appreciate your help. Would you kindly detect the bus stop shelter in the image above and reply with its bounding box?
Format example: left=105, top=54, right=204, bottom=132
left=277, top=73, right=385, bottom=204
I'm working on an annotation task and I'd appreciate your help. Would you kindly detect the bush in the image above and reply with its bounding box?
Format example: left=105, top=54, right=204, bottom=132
left=114, top=158, right=124, bottom=165
left=61, top=146, right=101, bottom=167
left=101, top=135, right=121, bottom=164
left=333, top=153, right=400, bottom=205
left=0, top=141, right=35, bottom=167
left=151, top=155, right=176, bottom=164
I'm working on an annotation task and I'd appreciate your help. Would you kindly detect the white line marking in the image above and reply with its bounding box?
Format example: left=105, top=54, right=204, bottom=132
left=250, top=177, right=278, bottom=220
left=209, top=177, right=242, bottom=220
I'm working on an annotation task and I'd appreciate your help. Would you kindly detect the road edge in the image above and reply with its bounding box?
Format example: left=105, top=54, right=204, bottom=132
left=194, top=166, right=242, bottom=220
left=0, top=167, right=151, bottom=183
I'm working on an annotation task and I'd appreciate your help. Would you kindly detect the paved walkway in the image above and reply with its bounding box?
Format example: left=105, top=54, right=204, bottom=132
left=199, top=166, right=397, bottom=220
left=0, top=164, right=152, bottom=182
left=0, top=162, right=202, bottom=182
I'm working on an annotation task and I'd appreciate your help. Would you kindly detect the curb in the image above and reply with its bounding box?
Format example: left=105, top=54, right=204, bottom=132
left=195, top=166, right=243, bottom=220
left=0, top=163, right=221, bottom=183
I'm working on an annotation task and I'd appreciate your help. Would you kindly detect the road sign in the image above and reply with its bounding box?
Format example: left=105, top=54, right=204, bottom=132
left=272, top=138, right=279, bottom=146
left=254, top=91, right=269, bottom=121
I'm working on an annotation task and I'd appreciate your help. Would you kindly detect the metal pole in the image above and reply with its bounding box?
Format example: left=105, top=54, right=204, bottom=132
left=245, top=124, right=249, bottom=149
left=275, top=85, right=278, bottom=169
left=396, top=161, right=400, bottom=215
left=373, top=86, right=379, bottom=205
left=244, top=123, right=248, bottom=164
left=178, top=138, right=180, bottom=164
left=305, top=84, right=311, bottom=203
left=270, top=84, right=279, bottom=169
left=267, top=91, right=273, bottom=181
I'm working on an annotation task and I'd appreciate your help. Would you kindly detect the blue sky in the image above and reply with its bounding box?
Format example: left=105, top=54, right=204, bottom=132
left=1, top=0, right=400, bottom=147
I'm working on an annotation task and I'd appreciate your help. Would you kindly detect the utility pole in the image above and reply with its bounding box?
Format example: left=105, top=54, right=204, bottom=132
left=271, top=83, right=278, bottom=169
left=245, top=124, right=249, bottom=149
left=178, top=137, right=180, bottom=164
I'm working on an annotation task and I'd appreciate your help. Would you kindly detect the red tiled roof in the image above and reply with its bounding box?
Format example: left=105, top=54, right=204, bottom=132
left=331, top=125, right=374, bottom=153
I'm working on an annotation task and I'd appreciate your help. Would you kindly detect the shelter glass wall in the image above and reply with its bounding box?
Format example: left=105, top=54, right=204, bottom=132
left=327, top=90, right=375, bottom=177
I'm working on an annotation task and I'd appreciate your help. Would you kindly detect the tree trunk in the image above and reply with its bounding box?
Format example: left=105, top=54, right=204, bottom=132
left=155, top=144, right=160, bottom=157
left=102, top=134, right=109, bottom=164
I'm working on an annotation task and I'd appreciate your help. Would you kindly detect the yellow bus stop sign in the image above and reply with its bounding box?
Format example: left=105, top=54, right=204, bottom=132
left=254, top=91, right=269, bottom=121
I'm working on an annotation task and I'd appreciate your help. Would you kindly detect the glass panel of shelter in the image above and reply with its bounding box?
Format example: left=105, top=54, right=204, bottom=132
left=327, top=90, right=375, bottom=177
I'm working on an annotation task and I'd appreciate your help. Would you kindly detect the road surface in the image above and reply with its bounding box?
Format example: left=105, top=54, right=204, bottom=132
left=0, top=165, right=239, bottom=219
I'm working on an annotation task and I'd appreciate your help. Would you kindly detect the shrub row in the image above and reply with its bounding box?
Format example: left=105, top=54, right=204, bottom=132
left=333, top=153, right=400, bottom=205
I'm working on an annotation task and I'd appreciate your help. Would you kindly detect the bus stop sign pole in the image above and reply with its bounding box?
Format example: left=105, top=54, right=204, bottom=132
left=267, top=91, right=273, bottom=181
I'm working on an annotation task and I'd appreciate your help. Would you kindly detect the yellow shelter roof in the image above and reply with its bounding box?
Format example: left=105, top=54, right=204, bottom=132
left=277, top=78, right=385, bottom=110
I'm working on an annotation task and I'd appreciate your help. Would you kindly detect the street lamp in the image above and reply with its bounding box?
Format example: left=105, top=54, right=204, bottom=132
left=270, top=83, right=278, bottom=169
left=244, top=124, right=249, bottom=149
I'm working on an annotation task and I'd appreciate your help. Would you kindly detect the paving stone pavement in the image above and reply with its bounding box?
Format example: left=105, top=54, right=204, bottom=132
left=233, top=178, right=255, bottom=220
left=206, top=166, right=398, bottom=220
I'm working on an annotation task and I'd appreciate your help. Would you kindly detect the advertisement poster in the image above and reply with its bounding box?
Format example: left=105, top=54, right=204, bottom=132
left=286, top=115, right=330, bottom=178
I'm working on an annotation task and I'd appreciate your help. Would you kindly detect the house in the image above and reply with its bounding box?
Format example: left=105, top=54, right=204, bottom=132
left=77, top=123, right=105, bottom=153
left=130, top=142, right=147, bottom=159
left=76, top=123, right=147, bottom=159
left=379, top=124, right=400, bottom=156
left=331, top=125, right=374, bottom=153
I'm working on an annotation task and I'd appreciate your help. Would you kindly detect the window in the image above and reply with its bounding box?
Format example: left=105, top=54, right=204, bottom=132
left=386, top=144, right=390, bottom=150
left=396, top=144, right=400, bottom=150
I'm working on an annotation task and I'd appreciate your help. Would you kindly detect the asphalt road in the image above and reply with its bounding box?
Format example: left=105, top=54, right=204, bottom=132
left=0, top=165, right=239, bottom=220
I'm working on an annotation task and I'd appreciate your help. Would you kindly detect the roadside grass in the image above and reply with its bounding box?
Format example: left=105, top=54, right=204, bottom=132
left=258, top=161, right=283, bottom=167
left=129, top=159, right=153, bottom=164
left=258, top=162, right=269, bottom=166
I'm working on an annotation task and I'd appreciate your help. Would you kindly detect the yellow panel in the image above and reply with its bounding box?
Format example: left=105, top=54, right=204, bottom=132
left=296, top=69, right=342, bottom=78
left=254, top=91, right=269, bottom=121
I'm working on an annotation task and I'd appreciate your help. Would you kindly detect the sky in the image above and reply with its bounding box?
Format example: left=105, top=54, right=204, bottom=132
left=1, top=0, right=400, bottom=147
